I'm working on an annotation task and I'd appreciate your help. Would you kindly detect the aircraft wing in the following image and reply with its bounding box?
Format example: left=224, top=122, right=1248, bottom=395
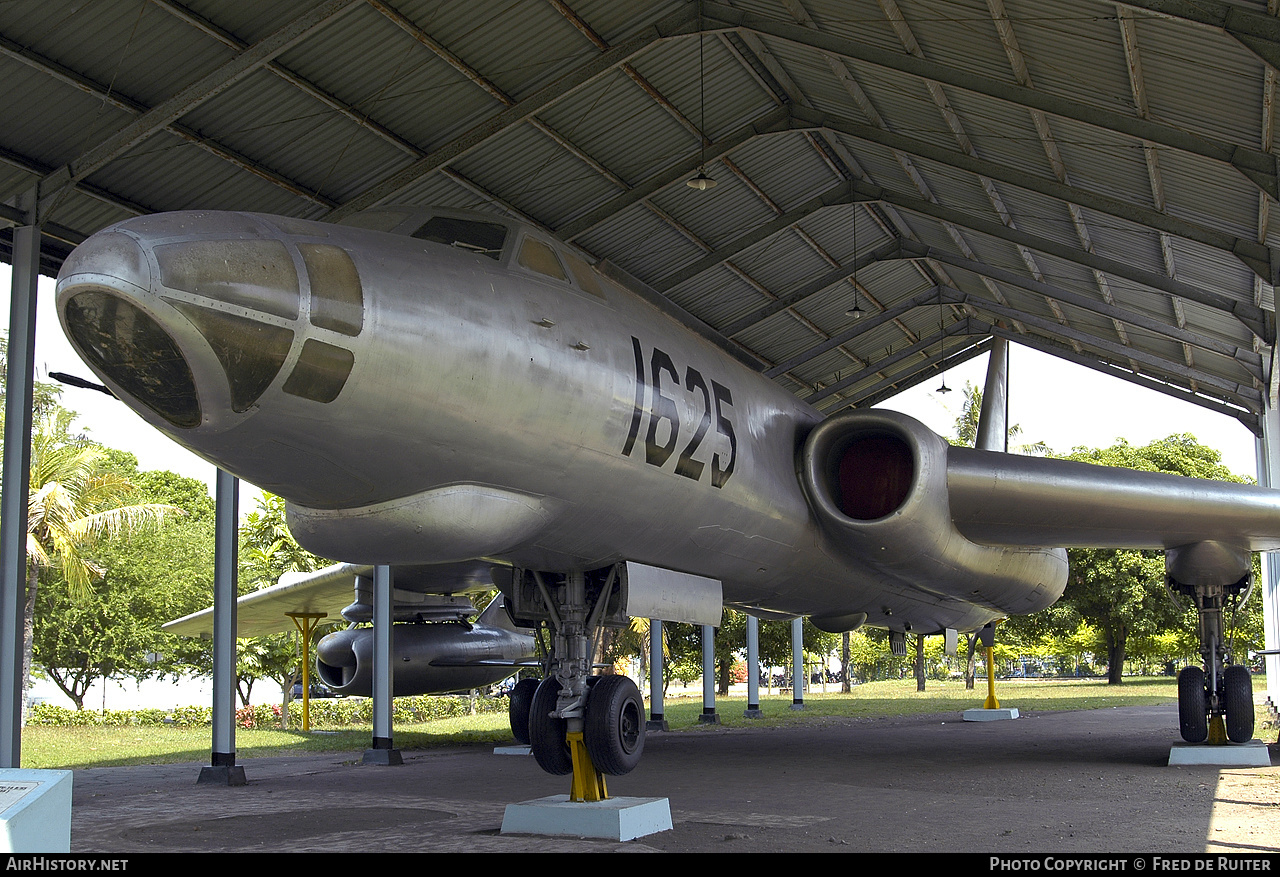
left=163, top=560, right=501, bottom=639
left=946, top=447, right=1280, bottom=551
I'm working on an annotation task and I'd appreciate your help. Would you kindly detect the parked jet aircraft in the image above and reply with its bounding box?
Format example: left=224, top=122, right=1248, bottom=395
left=56, top=206, right=1277, bottom=781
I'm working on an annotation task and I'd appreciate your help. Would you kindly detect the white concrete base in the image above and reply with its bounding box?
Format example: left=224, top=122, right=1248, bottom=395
left=963, top=707, right=1020, bottom=722
left=501, top=795, right=673, bottom=841
left=493, top=744, right=531, bottom=756
left=0, top=769, right=72, bottom=853
left=1168, top=740, right=1271, bottom=767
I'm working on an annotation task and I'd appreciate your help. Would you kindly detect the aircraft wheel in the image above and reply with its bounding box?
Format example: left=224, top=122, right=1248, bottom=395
left=528, top=678, right=572, bottom=775
left=508, top=678, right=538, bottom=745
left=1177, top=666, right=1208, bottom=743
left=584, top=675, right=645, bottom=776
left=1223, top=665, right=1255, bottom=743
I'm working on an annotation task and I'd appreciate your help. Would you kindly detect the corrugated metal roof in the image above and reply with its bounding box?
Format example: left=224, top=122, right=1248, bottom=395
left=2, top=0, right=1277, bottom=430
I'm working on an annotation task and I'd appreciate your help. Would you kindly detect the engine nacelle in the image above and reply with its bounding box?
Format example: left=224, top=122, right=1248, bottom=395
left=799, top=410, right=1067, bottom=620
left=315, top=620, right=535, bottom=697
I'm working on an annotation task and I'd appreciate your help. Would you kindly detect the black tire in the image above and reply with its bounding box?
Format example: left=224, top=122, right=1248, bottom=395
left=584, top=675, right=645, bottom=776
left=508, top=678, right=538, bottom=745
left=528, top=678, right=572, bottom=775
left=1178, top=665, right=1208, bottom=743
left=1224, top=664, right=1255, bottom=744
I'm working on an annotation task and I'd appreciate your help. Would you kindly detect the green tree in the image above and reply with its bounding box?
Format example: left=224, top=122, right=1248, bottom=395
left=24, top=408, right=179, bottom=710
left=1060, top=435, right=1246, bottom=684
left=236, top=494, right=332, bottom=708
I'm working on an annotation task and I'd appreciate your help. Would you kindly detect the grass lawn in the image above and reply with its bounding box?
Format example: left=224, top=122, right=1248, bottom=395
left=19, top=677, right=1275, bottom=770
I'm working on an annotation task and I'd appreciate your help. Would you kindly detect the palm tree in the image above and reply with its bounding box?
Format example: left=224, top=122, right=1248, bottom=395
left=23, top=407, right=178, bottom=714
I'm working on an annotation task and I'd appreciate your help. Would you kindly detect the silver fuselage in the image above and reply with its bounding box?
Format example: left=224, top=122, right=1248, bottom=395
left=57, top=209, right=1280, bottom=636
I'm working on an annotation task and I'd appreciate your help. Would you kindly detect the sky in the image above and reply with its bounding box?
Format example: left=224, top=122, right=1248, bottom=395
left=1, top=263, right=1265, bottom=501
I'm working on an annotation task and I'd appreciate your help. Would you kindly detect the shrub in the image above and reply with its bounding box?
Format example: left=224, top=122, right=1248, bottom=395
left=25, top=694, right=510, bottom=728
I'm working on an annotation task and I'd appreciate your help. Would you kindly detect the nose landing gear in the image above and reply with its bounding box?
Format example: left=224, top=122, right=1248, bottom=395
left=507, top=567, right=646, bottom=800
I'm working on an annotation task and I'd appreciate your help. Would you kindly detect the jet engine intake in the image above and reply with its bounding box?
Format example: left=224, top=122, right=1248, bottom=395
left=799, top=410, right=1067, bottom=616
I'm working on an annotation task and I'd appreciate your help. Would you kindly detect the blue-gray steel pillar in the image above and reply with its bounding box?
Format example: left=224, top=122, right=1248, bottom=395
left=364, top=564, right=402, bottom=764
left=744, top=614, right=762, bottom=718
left=198, top=469, right=245, bottom=785
left=976, top=336, right=1010, bottom=452
left=646, top=620, right=667, bottom=730
left=1258, top=403, right=1280, bottom=708
left=790, top=617, right=805, bottom=710
left=0, top=219, right=39, bottom=767
left=698, top=624, right=719, bottom=724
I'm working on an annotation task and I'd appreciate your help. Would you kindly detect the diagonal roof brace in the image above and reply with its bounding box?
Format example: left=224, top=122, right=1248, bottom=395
left=701, top=1, right=1280, bottom=201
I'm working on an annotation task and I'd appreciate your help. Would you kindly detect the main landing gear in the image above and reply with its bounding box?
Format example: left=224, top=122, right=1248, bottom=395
left=505, top=566, right=644, bottom=800
left=1168, top=554, right=1254, bottom=745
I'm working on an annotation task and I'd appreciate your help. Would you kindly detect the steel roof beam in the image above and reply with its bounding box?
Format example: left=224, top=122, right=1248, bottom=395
left=899, top=241, right=1265, bottom=378
left=806, top=311, right=976, bottom=405
left=555, top=105, right=791, bottom=241
left=1119, top=0, right=1280, bottom=71
left=952, top=288, right=1261, bottom=408
left=0, top=28, right=338, bottom=212
left=647, top=174, right=1272, bottom=341
left=790, top=105, right=1278, bottom=284
left=829, top=335, right=994, bottom=413
left=761, top=285, right=946, bottom=378
left=979, top=321, right=1262, bottom=433
left=720, top=239, right=904, bottom=338
left=324, top=4, right=700, bottom=223
left=652, top=181, right=859, bottom=293
left=852, top=178, right=1274, bottom=343
left=701, top=2, right=1280, bottom=200
left=33, top=0, right=362, bottom=220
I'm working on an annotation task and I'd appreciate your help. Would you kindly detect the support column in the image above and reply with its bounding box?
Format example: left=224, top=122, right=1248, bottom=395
left=364, top=564, right=402, bottom=764
left=646, top=620, right=667, bottom=731
left=744, top=615, right=762, bottom=718
left=1257, top=404, right=1280, bottom=709
left=0, top=217, right=39, bottom=768
left=976, top=336, right=1010, bottom=452
left=698, top=624, right=719, bottom=724
left=790, top=617, right=805, bottom=710
left=198, top=469, right=245, bottom=785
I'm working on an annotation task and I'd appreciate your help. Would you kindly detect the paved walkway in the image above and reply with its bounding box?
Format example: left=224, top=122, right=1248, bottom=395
left=66, top=705, right=1279, bottom=854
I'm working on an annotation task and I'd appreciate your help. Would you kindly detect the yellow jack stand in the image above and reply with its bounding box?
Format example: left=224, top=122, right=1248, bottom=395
left=963, top=642, right=1019, bottom=722
left=1208, top=714, right=1228, bottom=745
left=567, top=732, right=608, bottom=802
left=287, top=612, right=327, bottom=732
left=983, top=645, right=1001, bottom=710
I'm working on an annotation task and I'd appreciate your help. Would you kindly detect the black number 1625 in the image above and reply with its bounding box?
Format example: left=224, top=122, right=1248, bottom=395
left=621, top=337, right=737, bottom=488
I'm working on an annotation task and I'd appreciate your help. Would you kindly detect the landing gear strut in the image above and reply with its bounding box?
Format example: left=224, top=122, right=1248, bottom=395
left=506, top=565, right=644, bottom=800
left=1168, top=555, right=1254, bottom=745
